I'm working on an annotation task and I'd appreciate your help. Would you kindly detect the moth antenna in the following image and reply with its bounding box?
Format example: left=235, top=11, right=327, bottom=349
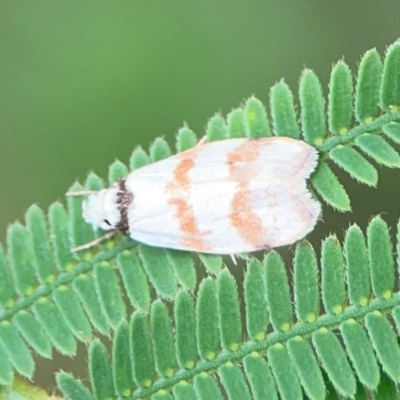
left=71, top=230, right=118, bottom=252
left=66, top=190, right=99, bottom=197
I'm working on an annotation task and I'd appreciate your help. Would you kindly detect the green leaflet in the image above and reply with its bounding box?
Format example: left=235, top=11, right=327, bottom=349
left=0, top=321, right=34, bottom=378
left=328, top=61, right=353, bottom=135
left=216, top=269, right=242, bottom=351
left=243, top=353, right=277, bottom=400
left=149, top=137, right=172, bottom=162
left=48, top=202, right=75, bottom=270
left=340, top=319, right=380, bottom=390
left=32, top=298, right=77, bottom=355
left=392, top=306, right=400, bottom=334
left=355, top=48, right=382, bottom=123
left=321, top=235, right=346, bottom=315
left=268, top=344, right=303, bottom=400
left=151, top=300, right=177, bottom=377
left=244, top=258, right=269, bottom=341
left=380, top=41, right=400, bottom=112
left=206, top=114, right=228, bottom=141
left=270, top=80, right=300, bottom=139
left=356, top=133, right=400, bottom=167
left=264, top=251, right=293, bottom=332
left=112, top=321, right=132, bottom=398
left=152, top=391, right=174, bottom=400
left=244, top=96, right=271, bottom=138
left=382, top=121, right=400, bottom=144
left=72, top=274, right=110, bottom=335
left=367, top=217, right=394, bottom=299
left=365, top=311, right=400, bottom=383
left=89, top=340, right=114, bottom=399
left=172, top=381, right=196, bottom=400
left=218, top=362, right=252, bottom=400
left=52, top=285, right=92, bottom=342
left=293, top=241, right=319, bottom=323
left=197, top=253, right=222, bottom=274
left=311, top=162, right=351, bottom=211
left=108, top=159, right=129, bottom=184
left=0, top=244, right=15, bottom=308
left=329, top=145, right=378, bottom=186
left=196, top=278, right=219, bottom=361
left=0, top=346, right=13, bottom=385
left=176, top=125, right=197, bottom=152
left=165, top=249, right=197, bottom=291
left=117, top=250, right=151, bottom=312
left=57, top=372, right=94, bottom=400
left=312, top=328, right=356, bottom=398
left=12, top=310, right=52, bottom=358
left=174, top=290, right=197, bottom=370
left=7, top=223, right=37, bottom=296
left=299, top=69, right=326, bottom=145
left=130, top=311, right=156, bottom=387
left=85, top=172, right=104, bottom=192
left=138, top=245, right=178, bottom=300
left=343, top=225, right=371, bottom=306
left=227, top=108, right=248, bottom=138
left=130, top=145, right=150, bottom=170
left=94, top=261, right=126, bottom=329
left=287, top=337, right=326, bottom=400
left=193, top=373, right=224, bottom=400
left=25, top=205, right=57, bottom=283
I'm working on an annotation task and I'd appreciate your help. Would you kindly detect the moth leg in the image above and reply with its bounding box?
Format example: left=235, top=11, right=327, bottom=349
left=196, top=135, right=208, bottom=147
left=71, top=230, right=118, bottom=252
left=66, top=190, right=99, bottom=197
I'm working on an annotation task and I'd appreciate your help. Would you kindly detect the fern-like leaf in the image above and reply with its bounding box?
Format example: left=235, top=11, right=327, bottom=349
left=1, top=39, right=400, bottom=399
left=51, top=216, right=400, bottom=399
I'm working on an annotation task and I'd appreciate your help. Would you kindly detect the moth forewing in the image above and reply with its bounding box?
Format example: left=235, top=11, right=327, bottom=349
left=70, top=137, right=320, bottom=254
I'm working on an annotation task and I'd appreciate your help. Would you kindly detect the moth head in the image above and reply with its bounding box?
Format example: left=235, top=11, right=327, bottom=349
left=82, top=188, right=120, bottom=231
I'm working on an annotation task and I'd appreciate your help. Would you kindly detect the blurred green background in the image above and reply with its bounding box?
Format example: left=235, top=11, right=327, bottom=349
left=2, top=0, right=400, bottom=391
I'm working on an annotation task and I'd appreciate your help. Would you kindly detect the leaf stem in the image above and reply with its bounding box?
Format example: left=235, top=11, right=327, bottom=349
left=0, top=239, right=136, bottom=322
left=317, top=111, right=400, bottom=153
left=131, top=292, right=400, bottom=399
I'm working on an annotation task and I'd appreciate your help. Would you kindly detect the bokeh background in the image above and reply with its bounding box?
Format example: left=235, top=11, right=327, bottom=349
left=2, top=0, right=400, bottom=393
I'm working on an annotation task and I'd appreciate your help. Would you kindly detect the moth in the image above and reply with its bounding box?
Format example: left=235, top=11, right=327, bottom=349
left=69, top=137, right=320, bottom=254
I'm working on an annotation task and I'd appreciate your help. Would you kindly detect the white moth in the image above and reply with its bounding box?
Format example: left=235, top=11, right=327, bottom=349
left=70, top=137, right=320, bottom=254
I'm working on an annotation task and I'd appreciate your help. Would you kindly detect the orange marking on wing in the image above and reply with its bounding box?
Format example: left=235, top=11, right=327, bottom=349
left=230, top=184, right=269, bottom=248
left=168, top=197, right=210, bottom=250
left=166, top=153, right=211, bottom=251
left=227, top=140, right=261, bottom=165
left=174, top=157, right=194, bottom=185
left=228, top=140, right=269, bottom=247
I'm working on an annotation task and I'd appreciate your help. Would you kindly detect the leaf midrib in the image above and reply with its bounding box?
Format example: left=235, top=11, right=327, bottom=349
left=131, top=291, right=400, bottom=399
left=318, top=110, right=400, bottom=153
left=0, top=239, right=136, bottom=322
